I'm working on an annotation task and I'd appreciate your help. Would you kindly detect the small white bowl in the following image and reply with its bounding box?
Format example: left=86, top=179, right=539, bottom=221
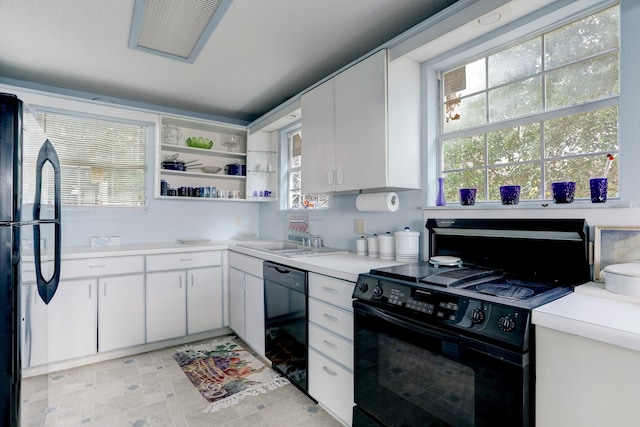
left=603, top=263, right=640, bottom=297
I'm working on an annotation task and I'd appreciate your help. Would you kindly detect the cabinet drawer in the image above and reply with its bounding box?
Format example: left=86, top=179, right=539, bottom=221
left=146, top=251, right=222, bottom=271
left=309, top=347, right=354, bottom=425
left=61, top=256, right=144, bottom=279
left=309, top=298, right=353, bottom=341
left=309, top=273, right=354, bottom=310
left=229, top=251, right=264, bottom=278
left=309, top=323, right=353, bottom=370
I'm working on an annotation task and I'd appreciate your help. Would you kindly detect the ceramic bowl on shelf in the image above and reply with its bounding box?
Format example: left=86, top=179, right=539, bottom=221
left=196, top=166, right=222, bottom=174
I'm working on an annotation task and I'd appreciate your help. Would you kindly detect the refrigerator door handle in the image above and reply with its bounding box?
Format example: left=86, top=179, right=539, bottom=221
left=33, top=139, right=62, bottom=305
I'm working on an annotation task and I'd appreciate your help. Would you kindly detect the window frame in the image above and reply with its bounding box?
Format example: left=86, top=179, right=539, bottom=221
left=421, top=0, right=628, bottom=208
left=279, top=121, right=330, bottom=211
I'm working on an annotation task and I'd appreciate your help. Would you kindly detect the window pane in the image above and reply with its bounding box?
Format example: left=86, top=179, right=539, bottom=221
left=545, top=6, right=619, bottom=70
left=443, top=134, right=485, bottom=170
left=443, top=58, right=486, bottom=98
left=443, top=92, right=486, bottom=133
left=35, top=111, right=148, bottom=207
left=489, top=76, right=542, bottom=122
left=546, top=53, right=618, bottom=109
left=488, top=163, right=541, bottom=201
left=488, top=123, right=541, bottom=164
left=489, top=38, right=541, bottom=87
left=544, top=107, right=618, bottom=158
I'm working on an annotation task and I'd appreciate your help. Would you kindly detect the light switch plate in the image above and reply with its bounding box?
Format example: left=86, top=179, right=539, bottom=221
left=354, top=219, right=366, bottom=234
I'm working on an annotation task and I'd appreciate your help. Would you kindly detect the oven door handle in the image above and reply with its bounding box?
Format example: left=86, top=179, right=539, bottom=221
left=354, top=301, right=527, bottom=366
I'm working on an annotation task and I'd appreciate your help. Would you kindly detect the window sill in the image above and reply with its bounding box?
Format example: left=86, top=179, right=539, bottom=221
left=422, top=200, right=631, bottom=210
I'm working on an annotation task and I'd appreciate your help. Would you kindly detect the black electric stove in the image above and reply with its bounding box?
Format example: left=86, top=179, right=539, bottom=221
left=352, top=219, right=590, bottom=427
left=353, top=218, right=590, bottom=351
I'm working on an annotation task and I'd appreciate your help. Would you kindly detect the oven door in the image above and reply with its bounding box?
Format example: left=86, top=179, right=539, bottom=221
left=353, top=301, right=530, bottom=427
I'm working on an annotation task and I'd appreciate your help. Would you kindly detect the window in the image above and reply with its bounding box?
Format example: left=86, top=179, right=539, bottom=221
left=439, top=5, right=619, bottom=203
left=33, top=109, right=149, bottom=207
left=285, top=126, right=329, bottom=209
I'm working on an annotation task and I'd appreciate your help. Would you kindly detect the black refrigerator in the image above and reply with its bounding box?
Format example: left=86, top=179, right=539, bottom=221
left=0, top=93, right=62, bottom=426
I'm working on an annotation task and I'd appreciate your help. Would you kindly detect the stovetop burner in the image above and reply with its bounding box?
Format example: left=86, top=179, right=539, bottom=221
left=470, top=283, right=535, bottom=299
left=369, top=261, right=573, bottom=305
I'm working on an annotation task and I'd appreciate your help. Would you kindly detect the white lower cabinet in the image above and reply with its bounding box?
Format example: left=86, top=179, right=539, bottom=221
left=98, top=274, right=145, bottom=352
left=21, top=278, right=97, bottom=367
left=146, top=251, right=224, bottom=342
left=229, top=251, right=265, bottom=356
left=146, top=270, right=187, bottom=342
left=187, top=266, right=224, bottom=334
left=307, top=272, right=355, bottom=426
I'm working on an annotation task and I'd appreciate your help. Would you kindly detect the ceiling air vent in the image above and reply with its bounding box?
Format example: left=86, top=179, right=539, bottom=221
left=129, top=0, right=232, bottom=63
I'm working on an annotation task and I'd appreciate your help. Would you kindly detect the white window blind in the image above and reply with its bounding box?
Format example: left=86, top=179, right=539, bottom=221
left=33, top=110, right=148, bottom=207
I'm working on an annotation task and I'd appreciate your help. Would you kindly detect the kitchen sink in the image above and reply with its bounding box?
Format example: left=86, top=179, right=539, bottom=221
left=236, top=241, right=300, bottom=251
left=236, top=241, right=348, bottom=257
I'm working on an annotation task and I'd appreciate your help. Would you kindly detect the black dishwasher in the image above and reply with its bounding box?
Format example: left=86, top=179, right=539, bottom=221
left=263, top=261, right=309, bottom=393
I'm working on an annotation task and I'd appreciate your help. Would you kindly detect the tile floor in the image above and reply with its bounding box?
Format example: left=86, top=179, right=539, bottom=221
left=20, top=337, right=344, bottom=427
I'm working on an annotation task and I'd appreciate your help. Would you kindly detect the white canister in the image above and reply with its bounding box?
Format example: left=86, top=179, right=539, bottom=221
left=367, top=234, right=379, bottom=258
left=603, top=263, right=640, bottom=297
left=395, top=227, right=420, bottom=263
left=378, top=232, right=395, bottom=260
left=356, top=236, right=368, bottom=256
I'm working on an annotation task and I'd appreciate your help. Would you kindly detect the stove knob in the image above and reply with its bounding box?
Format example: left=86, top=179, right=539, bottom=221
left=498, top=316, right=516, bottom=332
left=373, top=285, right=383, bottom=298
left=358, top=282, right=369, bottom=293
left=469, top=309, right=485, bottom=325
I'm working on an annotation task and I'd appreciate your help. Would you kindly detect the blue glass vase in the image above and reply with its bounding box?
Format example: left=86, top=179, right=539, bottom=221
left=436, top=177, right=446, bottom=206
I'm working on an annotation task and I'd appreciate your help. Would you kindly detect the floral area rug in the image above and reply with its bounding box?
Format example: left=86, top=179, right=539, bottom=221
left=174, top=335, right=289, bottom=413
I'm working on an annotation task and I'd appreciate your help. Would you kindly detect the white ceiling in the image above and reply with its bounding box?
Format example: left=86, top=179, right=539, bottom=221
left=0, top=0, right=459, bottom=123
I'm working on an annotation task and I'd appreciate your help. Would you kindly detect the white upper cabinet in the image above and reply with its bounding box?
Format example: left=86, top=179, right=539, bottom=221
left=301, top=78, right=337, bottom=194
left=301, top=49, right=421, bottom=194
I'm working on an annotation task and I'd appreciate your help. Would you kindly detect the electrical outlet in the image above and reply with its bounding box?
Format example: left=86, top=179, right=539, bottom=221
left=235, top=216, right=242, bottom=227
left=354, top=219, right=366, bottom=234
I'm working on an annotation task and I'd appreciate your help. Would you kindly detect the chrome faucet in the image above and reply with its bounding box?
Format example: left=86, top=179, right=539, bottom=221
left=290, top=218, right=322, bottom=247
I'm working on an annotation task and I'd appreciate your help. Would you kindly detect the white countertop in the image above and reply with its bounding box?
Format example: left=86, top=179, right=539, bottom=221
left=54, top=241, right=404, bottom=283
left=532, top=282, right=640, bottom=352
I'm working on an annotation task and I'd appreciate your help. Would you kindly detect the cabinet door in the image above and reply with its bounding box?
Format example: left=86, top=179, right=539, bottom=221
left=187, top=266, right=223, bottom=334
left=98, top=274, right=145, bottom=352
left=23, top=279, right=98, bottom=366
left=334, top=50, right=387, bottom=192
left=229, top=267, right=246, bottom=339
left=244, top=273, right=265, bottom=356
left=301, top=78, right=336, bottom=194
left=146, top=270, right=186, bottom=342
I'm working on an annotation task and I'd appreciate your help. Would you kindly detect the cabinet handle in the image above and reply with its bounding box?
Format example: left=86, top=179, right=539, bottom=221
left=322, top=313, right=338, bottom=322
left=322, top=339, right=338, bottom=349
left=180, top=258, right=192, bottom=262
left=322, top=286, right=338, bottom=294
left=336, top=168, right=344, bottom=185
left=191, top=273, right=194, bottom=287
left=328, top=170, right=334, bottom=185
left=89, top=264, right=106, bottom=269
left=322, top=366, right=337, bottom=377
left=179, top=276, right=183, bottom=288
left=103, top=282, right=107, bottom=297
left=89, top=284, right=92, bottom=299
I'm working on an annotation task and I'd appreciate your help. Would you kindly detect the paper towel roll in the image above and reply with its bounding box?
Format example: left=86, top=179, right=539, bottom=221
left=356, top=192, right=399, bottom=212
